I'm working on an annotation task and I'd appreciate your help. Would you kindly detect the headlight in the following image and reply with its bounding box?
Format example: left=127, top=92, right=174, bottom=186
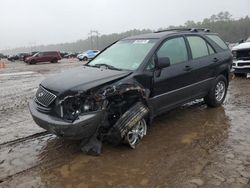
left=59, top=95, right=100, bottom=121
left=232, top=51, right=237, bottom=59
left=61, top=96, right=82, bottom=121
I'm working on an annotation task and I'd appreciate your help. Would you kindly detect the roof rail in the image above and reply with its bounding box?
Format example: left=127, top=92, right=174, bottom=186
left=154, top=28, right=210, bottom=33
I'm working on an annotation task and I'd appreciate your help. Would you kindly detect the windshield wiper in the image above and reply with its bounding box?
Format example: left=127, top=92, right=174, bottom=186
left=92, top=63, right=123, bottom=71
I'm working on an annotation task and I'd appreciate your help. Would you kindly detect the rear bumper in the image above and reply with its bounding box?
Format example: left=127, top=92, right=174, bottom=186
left=29, top=100, right=104, bottom=140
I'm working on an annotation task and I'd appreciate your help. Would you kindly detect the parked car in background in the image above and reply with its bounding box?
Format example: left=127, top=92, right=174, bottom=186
left=77, top=50, right=100, bottom=61
left=0, top=53, right=7, bottom=59
left=232, top=37, right=250, bottom=76
left=29, top=28, right=232, bottom=154
left=25, top=51, right=62, bottom=64
left=63, top=52, right=78, bottom=58
left=17, top=53, right=31, bottom=61
left=7, top=55, right=19, bottom=61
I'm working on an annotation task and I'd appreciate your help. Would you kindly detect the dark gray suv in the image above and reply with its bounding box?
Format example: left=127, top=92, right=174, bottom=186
left=29, top=28, right=233, bottom=155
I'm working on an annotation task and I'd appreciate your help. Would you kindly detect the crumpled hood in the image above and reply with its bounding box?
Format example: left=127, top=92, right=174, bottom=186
left=232, top=42, right=250, bottom=51
left=41, top=66, right=131, bottom=95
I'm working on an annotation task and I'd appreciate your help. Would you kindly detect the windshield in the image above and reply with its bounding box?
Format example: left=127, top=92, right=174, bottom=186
left=33, top=52, right=39, bottom=57
left=246, top=37, right=250, bottom=42
left=88, top=39, right=157, bottom=70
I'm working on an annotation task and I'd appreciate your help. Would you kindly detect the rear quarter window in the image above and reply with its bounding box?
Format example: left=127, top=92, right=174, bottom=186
left=206, top=34, right=228, bottom=50
left=187, top=36, right=209, bottom=59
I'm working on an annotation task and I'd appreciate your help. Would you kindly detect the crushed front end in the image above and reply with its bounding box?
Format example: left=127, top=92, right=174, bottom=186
left=29, top=85, right=106, bottom=140
left=29, top=77, right=150, bottom=155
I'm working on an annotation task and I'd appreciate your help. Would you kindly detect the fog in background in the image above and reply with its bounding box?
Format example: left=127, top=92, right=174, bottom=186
left=0, top=0, right=250, bottom=50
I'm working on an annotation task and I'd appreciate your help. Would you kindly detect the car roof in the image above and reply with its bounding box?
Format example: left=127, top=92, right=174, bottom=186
left=123, top=28, right=215, bottom=40
left=124, top=31, right=176, bottom=40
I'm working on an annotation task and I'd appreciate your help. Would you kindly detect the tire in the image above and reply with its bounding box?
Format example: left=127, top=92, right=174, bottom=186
left=204, top=75, right=228, bottom=107
left=107, top=102, right=149, bottom=148
left=51, top=58, right=58, bottom=63
left=83, top=57, right=88, bottom=61
left=124, top=118, right=147, bottom=149
left=30, top=60, right=36, bottom=65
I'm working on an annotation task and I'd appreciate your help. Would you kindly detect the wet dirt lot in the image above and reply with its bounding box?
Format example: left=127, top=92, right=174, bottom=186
left=0, top=59, right=250, bottom=188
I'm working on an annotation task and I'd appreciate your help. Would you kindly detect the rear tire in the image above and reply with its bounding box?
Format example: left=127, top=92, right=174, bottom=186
left=204, top=75, right=227, bottom=107
left=51, top=58, right=58, bottom=63
left=83, top=57, right=88, bottom=61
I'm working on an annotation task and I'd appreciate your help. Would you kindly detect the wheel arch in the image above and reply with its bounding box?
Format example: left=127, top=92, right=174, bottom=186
left=219, top=69, right=229, bottom=86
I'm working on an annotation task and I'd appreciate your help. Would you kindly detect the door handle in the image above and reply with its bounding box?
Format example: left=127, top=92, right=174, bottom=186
left=213, top=57, right=219, bottom=62
left=184, top=65, right=192, bottom=71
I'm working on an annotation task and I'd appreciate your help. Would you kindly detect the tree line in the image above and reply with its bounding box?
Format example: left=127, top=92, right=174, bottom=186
left=1, top=12, right=250, bottom=55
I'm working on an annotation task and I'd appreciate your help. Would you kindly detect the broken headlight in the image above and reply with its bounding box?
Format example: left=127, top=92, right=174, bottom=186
left=60, top=96, right=82, bottom=120
left=59, top=96, right=100, bottom=121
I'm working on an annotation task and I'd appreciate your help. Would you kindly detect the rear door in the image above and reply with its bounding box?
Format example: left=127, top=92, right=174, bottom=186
left=37, top=52, right=44, bottom=62
left=39, top=52, right=50, bottom=62
left=150, top=36, right=195, bottom=114
left=184, top=35, right=218, bottom=97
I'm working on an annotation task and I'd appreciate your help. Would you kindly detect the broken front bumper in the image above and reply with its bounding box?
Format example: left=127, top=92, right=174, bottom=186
left=29, top=100, right=104, bottom=140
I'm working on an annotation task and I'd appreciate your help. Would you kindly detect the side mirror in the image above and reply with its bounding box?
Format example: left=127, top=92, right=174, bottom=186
left=156, top=57, right=170, bottom=69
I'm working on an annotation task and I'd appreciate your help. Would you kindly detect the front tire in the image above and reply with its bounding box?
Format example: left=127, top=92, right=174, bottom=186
left=107, top=102, right=149, bottom=148
left=205, top=75, right=227, bottom=107
left=83, top=57, right=88, bottom=61
left=30, top=60, right=36, bottom=65
left=124, top=118, right=147, bottom=149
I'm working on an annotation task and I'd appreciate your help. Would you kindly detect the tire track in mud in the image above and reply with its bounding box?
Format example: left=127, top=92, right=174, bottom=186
left=0, top=132, right=80, bottom=183
left=0, top=131, right=49, bottom=148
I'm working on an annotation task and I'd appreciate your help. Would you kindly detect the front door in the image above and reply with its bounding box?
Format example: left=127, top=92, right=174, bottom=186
left=149, top=36, right=194, bottom=115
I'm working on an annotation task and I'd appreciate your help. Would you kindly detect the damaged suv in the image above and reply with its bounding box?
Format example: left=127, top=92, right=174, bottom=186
left=29, top=28, right=232, bottom=154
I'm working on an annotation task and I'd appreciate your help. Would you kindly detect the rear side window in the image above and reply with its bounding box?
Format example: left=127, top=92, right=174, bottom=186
left=207, top=44, right=215, bottom=55
left=206, top=34, right=228, bottom=50
left=157, top=37, right=188, bottom=65
left=44, top=52, right=52, bottom=55
left=187, top=36, right=209, bottom=59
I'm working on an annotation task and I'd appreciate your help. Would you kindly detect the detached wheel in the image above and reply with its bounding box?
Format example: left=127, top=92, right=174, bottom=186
left=205, top=75, right=227, bottom=107
left=125, top=118, right=147, bottom=149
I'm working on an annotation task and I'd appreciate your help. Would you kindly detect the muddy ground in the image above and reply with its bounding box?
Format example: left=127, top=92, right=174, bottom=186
left=0, top=59, right=250, bottom=188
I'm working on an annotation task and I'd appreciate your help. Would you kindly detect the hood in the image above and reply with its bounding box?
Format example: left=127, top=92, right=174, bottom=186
left=41, top=66, right=131, bottom=95
left=26, top=56, right=35, bottom=61
left=232, top=42, right=250, bottom=51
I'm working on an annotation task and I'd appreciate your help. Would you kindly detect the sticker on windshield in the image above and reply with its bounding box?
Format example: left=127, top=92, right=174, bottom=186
left=133, top=40, right=149, bottom=44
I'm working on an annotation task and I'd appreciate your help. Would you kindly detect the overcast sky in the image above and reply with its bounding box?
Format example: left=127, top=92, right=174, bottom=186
left=0, top=0, right=249, bottom=50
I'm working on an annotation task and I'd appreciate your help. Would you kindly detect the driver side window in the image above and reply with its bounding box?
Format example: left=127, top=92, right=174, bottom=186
left=157, top=37, right=188, bottom=65
left=146, top=37, right=188, bottom=70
